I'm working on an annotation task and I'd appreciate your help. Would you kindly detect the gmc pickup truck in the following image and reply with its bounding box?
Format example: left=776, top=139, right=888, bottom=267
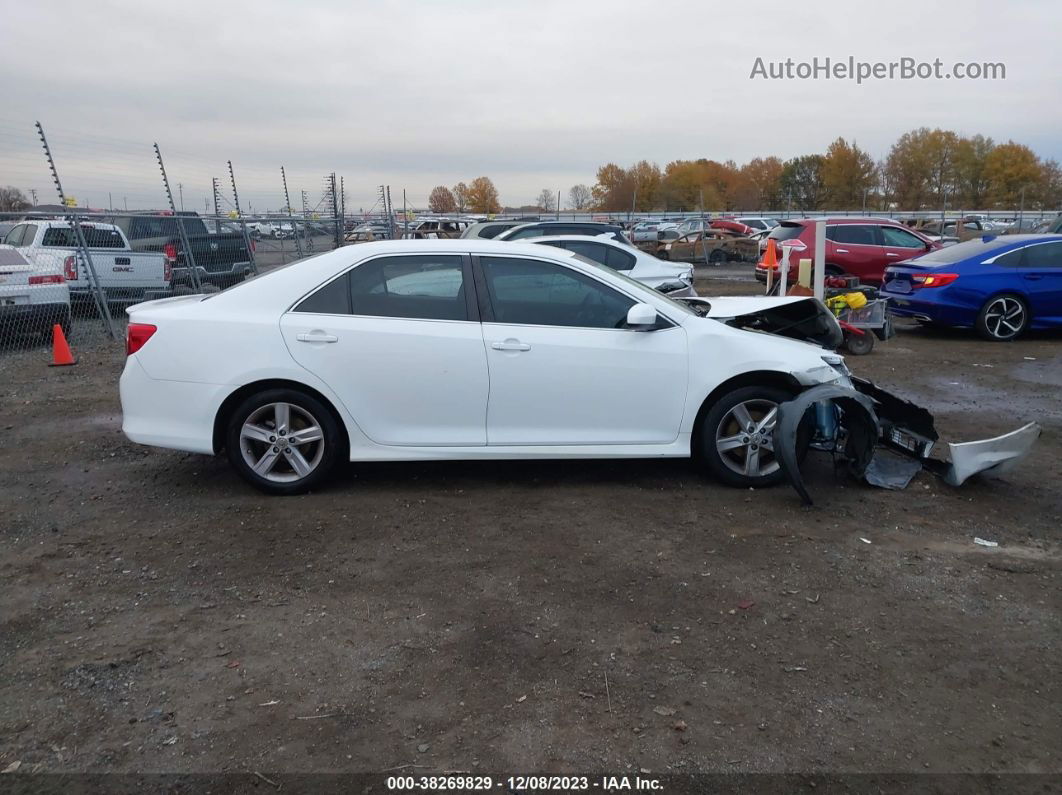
left=4, top=220, right=171, bottom=304
left=113, top=212, right=254, bottom=288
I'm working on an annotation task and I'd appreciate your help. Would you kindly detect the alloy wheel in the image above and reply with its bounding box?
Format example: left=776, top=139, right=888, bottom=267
left=715, top=399, right=780, bottom=478
left=239, top=402, right=325, bottom=483
left=983, top=297, right=1025, bottom=340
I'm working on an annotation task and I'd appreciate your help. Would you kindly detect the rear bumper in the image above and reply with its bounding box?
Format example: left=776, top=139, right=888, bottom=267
left=120, top=356, right=228, bottom=455
left=0, top=301, right=70, bottom=330
left=173, top=262, right=253, bottom=285
left=882, top=291, right=972, bottom=326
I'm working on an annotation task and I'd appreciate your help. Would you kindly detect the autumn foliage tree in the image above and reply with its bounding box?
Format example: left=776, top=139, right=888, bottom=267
left=821, top=137, right=877, bottom=207
left=428, top=186, right=457, bottom=213
left=466, top=177, right=501, bottom=214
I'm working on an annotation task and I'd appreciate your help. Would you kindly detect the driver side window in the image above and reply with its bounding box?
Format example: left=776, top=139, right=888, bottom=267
left=479, top=256, right=634, bottom=329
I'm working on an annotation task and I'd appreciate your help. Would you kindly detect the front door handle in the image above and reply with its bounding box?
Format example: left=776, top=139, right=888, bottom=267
left=296, top=332, right=338, bottom=343
left=835, top=248, right=849, bottom=253
left=491, top=339, right=531, bottom=352
left=886, top=252, right=899, bottom=257
left=1024, top=274, right=1043, bottom=281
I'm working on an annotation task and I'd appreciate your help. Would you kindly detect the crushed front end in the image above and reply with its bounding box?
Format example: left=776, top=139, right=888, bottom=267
left=774, top=376, right=1041, bottom=505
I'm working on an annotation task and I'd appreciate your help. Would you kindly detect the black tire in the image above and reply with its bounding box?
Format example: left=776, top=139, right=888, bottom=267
left=825, top=265, right=845, bottom=278
left=708, top=249, right=727, bottom=264
left=842, top=330, right=875, bottom=355
left=657, top=250, right=669, bottom=260
left=976, top=293, right=1028, bottom=341
left=698, top=385, right=793, bottom=489
left=225, top=388, right=343, bottom=495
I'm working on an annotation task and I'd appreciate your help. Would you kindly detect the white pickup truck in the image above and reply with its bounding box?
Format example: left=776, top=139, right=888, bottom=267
left=3, top=220, right=171, bottom=304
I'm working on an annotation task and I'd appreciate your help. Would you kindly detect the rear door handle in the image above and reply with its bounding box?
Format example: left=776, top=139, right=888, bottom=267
left=886, top=252, right=899, bottom=257
left=835, top=248, right=849, bottom=253
left=296, top=332, right=338, bottom=343
left=491, top=340, right=531, bottom=352
left=1024, top=274, right=1043, bottom=281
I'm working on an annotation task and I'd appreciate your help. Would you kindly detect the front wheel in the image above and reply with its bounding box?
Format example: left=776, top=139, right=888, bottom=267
left=698, top=386, right=791, bottom=488
left=225, top=388, right=343, bottom=495
left=976, top=294, right=1028, bottom=341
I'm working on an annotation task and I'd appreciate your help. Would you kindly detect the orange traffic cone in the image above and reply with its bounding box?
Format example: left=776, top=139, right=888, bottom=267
left=761, top=238, right=778, bottom=269
left=48, top=324, right=77, bottom=367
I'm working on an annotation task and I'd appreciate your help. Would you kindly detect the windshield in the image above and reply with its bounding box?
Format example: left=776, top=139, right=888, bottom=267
left=567, top=253, right=698, bottom=318
left=913, top=236, right=1017, bottom=264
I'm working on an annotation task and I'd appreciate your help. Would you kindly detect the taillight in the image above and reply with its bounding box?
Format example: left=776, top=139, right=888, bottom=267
left=911, top=273, right=959, bottom=288
left=64, top=255, right=77, bottom=280
left=163, top=243, right=178, bottom=263
left=126, top=323, right=157, bottom=356
left=29, top=274, right=65, bottom=285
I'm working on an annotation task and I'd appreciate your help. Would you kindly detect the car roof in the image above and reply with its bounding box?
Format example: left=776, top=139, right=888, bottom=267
left=531, top=234, right=628, bottom=245
left=780, top=217, right=910, bottom=227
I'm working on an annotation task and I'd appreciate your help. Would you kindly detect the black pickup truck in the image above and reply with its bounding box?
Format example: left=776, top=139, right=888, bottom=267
left=113, top=212, right=254, bottom=289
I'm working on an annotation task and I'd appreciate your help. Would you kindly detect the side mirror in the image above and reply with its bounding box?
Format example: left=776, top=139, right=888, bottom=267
left=626, top=302, right=658, bottom=329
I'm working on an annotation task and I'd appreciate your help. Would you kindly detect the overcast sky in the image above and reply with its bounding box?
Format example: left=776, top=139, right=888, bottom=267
left=1, top=0, right=1059, bottom=212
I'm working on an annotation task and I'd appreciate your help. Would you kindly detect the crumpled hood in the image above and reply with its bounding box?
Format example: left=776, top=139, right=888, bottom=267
left=694, top=295, right=843, bottom=350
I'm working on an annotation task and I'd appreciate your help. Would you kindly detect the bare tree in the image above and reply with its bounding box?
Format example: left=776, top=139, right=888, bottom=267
left=535, top=188, right=556, bottom=212
left=452, top=182, right=470, bottom=213
left=568, top=184, right=592, bottom=211
left=0, top=186, right=30, bottom=212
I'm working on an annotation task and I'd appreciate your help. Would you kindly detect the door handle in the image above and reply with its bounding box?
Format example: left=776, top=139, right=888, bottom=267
left=296, top=332, right=338, bottom=343
left=835, top=248, right=849, bottom=253
left=491, top=340, right=531, bottom=352
left=885, top=252, right=899, bottom=257
left=1024, top=274, right=1043, bottom=281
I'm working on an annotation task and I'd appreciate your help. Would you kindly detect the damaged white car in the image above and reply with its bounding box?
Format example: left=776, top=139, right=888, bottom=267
left=119, top=240, right=1038, bottom=498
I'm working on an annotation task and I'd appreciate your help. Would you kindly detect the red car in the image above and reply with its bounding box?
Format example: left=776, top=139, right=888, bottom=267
left=755, top=218, right=940, bottom=285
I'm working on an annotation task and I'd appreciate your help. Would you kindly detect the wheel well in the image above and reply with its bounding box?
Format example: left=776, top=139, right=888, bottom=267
left=212, top=379, right=350, bottom=456
left=691, top=371, right=802, bottom=455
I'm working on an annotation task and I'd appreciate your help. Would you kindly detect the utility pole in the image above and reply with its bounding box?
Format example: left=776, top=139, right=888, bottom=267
left=29, top=188, right=38, bottom=206
left=178, top=182, right=184, bottom=211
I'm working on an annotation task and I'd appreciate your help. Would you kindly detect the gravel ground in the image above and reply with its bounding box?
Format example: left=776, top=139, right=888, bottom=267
left=1, top=268, right=1059, bottom=781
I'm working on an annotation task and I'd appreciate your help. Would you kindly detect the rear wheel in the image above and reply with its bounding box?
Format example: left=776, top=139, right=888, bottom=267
left=699, top=386, right=791, bottom=488
left=976, top=294, right=1028, bottom=341
left=225, top=388, right=343, bottom=495
left=708, top=248, right=727, bottom=264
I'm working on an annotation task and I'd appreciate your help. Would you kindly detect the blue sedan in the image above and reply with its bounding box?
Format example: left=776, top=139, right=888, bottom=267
left=881, top=234, right=1062, bottom=340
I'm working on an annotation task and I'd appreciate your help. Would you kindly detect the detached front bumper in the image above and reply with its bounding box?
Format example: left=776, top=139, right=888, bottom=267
left=774, top=377, right=1040, bottom=505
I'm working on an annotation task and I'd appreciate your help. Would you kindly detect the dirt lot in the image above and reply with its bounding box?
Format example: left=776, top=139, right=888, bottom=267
left=1, top=269, right=1060, bottom=780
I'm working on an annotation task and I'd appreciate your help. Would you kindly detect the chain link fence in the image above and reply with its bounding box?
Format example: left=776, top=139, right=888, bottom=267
left=0, top=210, right=344, bottom=356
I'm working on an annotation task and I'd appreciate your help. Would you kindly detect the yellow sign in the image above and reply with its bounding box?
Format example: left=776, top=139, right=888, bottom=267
left=63, top=196, right=77, bottom=207
left=228, top=210, right=239, bottom=219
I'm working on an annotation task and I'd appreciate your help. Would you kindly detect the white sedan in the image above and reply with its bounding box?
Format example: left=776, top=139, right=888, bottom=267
left=527, top=234, right=696, bottom=297
left=120, top=239, right=854, bottom=495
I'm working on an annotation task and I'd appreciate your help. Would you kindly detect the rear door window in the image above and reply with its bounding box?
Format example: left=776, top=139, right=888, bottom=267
left=1023, top=241, right=1062, bottom=268
left=827, top=225, right=879, bottom=245
left=350, top=255, right=468, bottom=320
